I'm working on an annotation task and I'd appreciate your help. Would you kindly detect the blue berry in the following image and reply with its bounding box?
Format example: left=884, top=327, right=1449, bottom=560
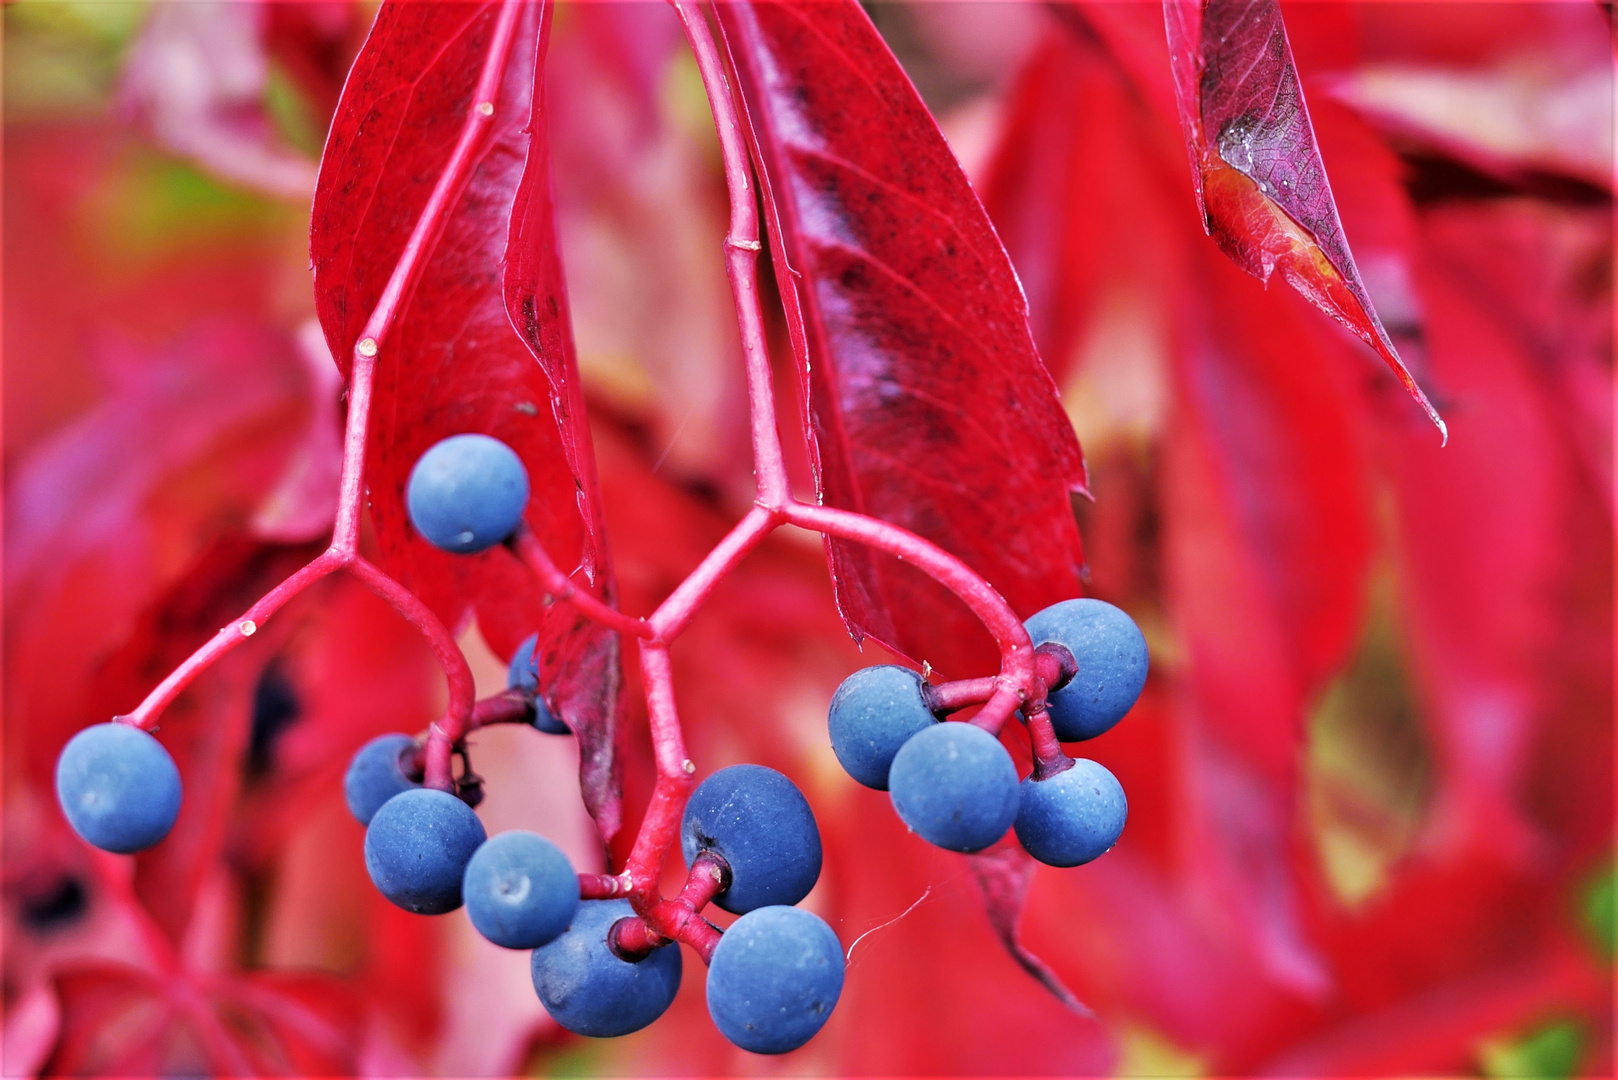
left=827, top=665, right=937, bottom=790
left=507, top=633, right=540, bottom=694
left=1024, top=598, right=1148, bottom=741
left=55, top=723, right=182, bottom=853
left=462, top=830, right=579, bottom=949
left=343, top=733, right=421, bottom=825
left=530, top=899, right=682, bottom=1037
left=507, top=632, right=567, bottom=735
left=364, top=788, right=486, bottom=914
left=406, top=434, right=529, bottom=554
left=682, top=765, right=822, bottom=915
left=1014, top=758, right=1127, bottom=867
left=707, top=906, right=844, bottom=1054
left=888, top=722, right=1019, bottom=853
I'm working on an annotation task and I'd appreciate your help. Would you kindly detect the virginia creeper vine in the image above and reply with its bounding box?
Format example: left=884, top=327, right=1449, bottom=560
left=108, top=0, right=1079, bottom=965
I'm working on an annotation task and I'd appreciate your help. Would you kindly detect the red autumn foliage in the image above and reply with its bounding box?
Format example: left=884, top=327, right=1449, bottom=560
left=3, top=1, right=1611, bottom=1076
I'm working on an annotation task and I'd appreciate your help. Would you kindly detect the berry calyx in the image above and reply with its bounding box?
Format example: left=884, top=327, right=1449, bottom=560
left=1014, top=758, right=1127, bottom=867
left=888, top=722, right=1019, bottom=853
left=406, top=433, right=530, bottom=554
left=530, top=899, right=682, bottom=1038
left=343, top=733, right=422, bottom=825
left=55, top=723, right=182, bottom=854
left=1024, top=598, right=1148, bottom=742
left=827, top=665, right=938, bottom=790
left=462, top=830, right=579, bottom=949
left=681, top=764, right=822, bottom=914
left=706, top=906, right=845, bottom=1054
left=364, top=788, right=486, bottom=914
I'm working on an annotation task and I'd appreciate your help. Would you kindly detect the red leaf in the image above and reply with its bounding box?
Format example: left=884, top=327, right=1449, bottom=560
left=43, top=963, right=364, bottom=1076
left=503, top=0, right=623, bottom=838
left=1328, top=3, right=1613, bottom=190
left=1378, top=202, right=1611, bottom=865
left=983, top=26, right=1368, bottom=998
left=715, top=0, right=1087, bottom=678
left=1259, top=945, right=1609, bottom=1076
left=118, top=1, right=317, bottom=200
left=1163, top=0, right=1446, bottom=440
left=970, top=846, right=1093, bottom=1017
left=310, top=1, right=623, bottom=839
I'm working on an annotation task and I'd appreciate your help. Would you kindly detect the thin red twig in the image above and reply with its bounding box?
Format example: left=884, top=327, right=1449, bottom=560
left=609, top=852, right=729, bottom=963
left=469, top=691, right=537, bottom=729
left=508, top=525, right=650, bottom=640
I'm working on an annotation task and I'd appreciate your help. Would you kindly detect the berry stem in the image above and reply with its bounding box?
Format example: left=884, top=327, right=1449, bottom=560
left=781, top=502, right=1037, bottom=727
left=578, top=872, right=629, bottom=900
left=623, top=642, right=694, bottom=899
left=608, top=852, right=730, bottom=963
left=115, top=551, right=343, bottom=730
left=348, top=558, right=475, bottom=791
left=344, top=0, right=525, bottom=372
left=330, top=349, right=376, bottom=558
left=1026, top=704, right=1073, bottom=780
left=507, top=525, right=650, bottom=640
left=467, top=691, right=537, bottom=730
left=924, top=676, right=1001, bottom=715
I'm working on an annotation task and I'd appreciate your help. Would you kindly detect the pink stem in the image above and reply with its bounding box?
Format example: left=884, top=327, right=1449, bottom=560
left=1034, top=643, right=1075, bottom=689
left=579, top=872, right=629, bottom=900
left=468, top=691, right=537, bottom=730
left=115, top=551, right=343, bottom=731
left=672, top=1, right=790, bottom=508
left=610, top=852, right=729, bottom=963
left=624, top=642, right=694, bottom=899
left=1025, top=646, right=1072, bottom=777
left=347, top=558, right=474, bottom=791
left=1027, top=705, right=1072, bottom=780
left=924, top=676, right=1001, bottom=715
left=781, top=502, right=1037, bottom=728
left=647, top=504, right=779, bottom=639
left=508, top=525, right=650, bottom=640
left=673, top=0, right=1044, bottom=729
left=344, top=0, right=525, bottom=372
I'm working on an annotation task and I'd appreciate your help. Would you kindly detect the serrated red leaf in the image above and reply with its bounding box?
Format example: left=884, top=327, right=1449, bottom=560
left=1164, top=0, right=1446, bottom=440
left=714, top=0, right=1087, bottom=678
left=310, top=0, right=623, bottom=840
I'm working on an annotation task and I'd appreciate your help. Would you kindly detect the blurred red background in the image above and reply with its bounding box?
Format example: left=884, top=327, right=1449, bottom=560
left=3, top=2, right=1612, bottom=1075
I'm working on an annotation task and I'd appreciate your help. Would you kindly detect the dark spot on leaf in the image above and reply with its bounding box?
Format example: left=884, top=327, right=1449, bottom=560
left=248, top=659, right=300, bottom=778
left=20, top=875, right=88, bottom=933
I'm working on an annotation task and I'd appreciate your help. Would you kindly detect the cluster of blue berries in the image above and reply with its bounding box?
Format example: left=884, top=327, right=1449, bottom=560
left=53, top=432, right=1145, bottom=1058
left=829, top=598, right=1146, bottom=863
left=348, top=744, right=841, bottom=1052
left=531, top=764, right=842, bottom=1051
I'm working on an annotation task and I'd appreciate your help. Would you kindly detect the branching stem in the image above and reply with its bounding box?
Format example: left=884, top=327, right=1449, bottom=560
left=112, top=0, right=527, bottom=797
left=115, top=0, right=1070, bottom=979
